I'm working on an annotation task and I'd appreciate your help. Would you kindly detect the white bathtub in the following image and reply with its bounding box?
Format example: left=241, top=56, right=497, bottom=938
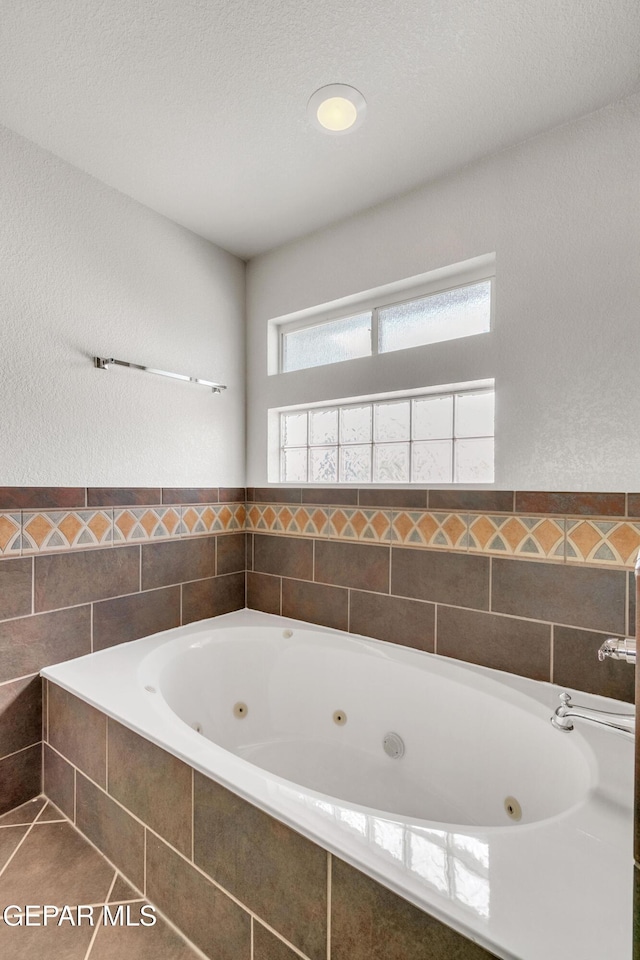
left=42, top=609, right=634, bottom=960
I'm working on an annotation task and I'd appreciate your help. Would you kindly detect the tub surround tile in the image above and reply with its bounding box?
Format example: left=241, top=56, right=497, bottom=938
left=76, top=773, right=145, bottom=891
left=349, top=591, right=435, bottom=651
left=87, top=487, right=162, bottom=507
left=162, top=487, right=220, bottom=504
left=436, top=606, right=551, bottom=681
left=566, top=519, right=640, bottom=566
left=0, top=795, right=46, bottom=827
left=219, top=487, right=246, bottom=503
left=0, top=819, right=113, bottom=907
left=282, top=579, right=348, bottom=631
left=93, top=586, right=181, bottom=651
left=182, top=572, right=245, bottom=624
left=146, top=831, right=251, bottom=960
left=0, top=676, right=41, bottom=758
left=0, top=557, right=32, bottom=621
left=193, top=772, right=327, bottom=960
left=630, top=570, right=636, bottom=638
left=391, top=547, right=490, bottom=610
left=247, top=572, right=281, bottom=615
left=254, top=534, right=313, bottom=580
left=0, top=606, right=91, bottom=683
left=391, top=511, right=468, bottom=550
left=329, top=508, right=391, bottom=542
left=22, top=509, right=113, bottom=553
left=553, top=626, right=635, bottom=703
left=301, top=487, right=358, bottom=506
left=34, top=545, right=139, bottom=612
left=491, top=558, right=627, bottom=634
left=429, top=490, right=514, bottom=513
left=248, top=487, right=303, bottom=504
left=468, top=515, right=565, bottom=560
left=109, top=874, right=140, bottom=902
left=48, top=684, right=107, bottom=787
left=0, top=745, right=41, bottom=815
left=515, top=491, right=626, bottom=517
left=314, top=540, right=390, bottom=594
left=43, top=745, right=75, bottom=821
left=114, top=506, right=182, bottom=542
left=253, top=923, right=301, bottom=960
left=627, top=493, right=640, bottom=517
left=0, top=487, right=85, bottom=510
left=0, top=513, right=21, bottom=555
left=331, top=857, right=497, bottom=960
left=246, top=533, right=254, bottom=570
left=359, top=488, right=427, bottom=509
left=107, top=719, right=192, bottom=857
left=141, top=536, right=216, bottom=590
left=217, top=532, right=247, bottom=574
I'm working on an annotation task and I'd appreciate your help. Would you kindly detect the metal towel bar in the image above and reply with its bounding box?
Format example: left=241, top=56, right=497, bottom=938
left=94, top=356, right=226, bottom=393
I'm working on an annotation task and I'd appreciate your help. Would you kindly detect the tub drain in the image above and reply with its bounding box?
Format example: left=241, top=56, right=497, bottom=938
left=233, top=701, right=248, bottom=719
left=383, top=732, right=405, bottom=759
left=504, top=796, right=522, bottom=821
left=333, top=710, right=347, bottom=726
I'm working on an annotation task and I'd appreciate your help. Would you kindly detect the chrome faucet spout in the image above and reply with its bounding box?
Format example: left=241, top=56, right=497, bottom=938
left=550, top=692, right=635, bottom=737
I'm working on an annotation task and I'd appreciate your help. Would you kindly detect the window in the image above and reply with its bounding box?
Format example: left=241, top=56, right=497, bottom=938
left=279, top=386, right=494, bottom=484
left=279, top=278, right=492, bottom=373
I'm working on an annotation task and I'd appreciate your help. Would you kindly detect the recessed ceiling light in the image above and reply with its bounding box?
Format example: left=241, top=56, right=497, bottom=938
left=308, top=84, right=366, bottom=134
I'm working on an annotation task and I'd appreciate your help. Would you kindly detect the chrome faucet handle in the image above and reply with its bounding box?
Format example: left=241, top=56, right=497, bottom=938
left=598, top=637, right=636, bottom=664
left=558, top=692, right=571, bottom=705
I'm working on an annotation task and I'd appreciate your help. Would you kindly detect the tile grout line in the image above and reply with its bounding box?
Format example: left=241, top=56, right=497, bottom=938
left=433, top=604, right=438, bottom=655
left=251, top=915, right=254, bottom=960
left=0, top=793, right=52, bottom=880
left=31, top=553, right=35, bottom=613
left=82, top=869, right=118, bottom=960
left=550, top=624, right=555, bottom=683
left=0, top=740, right=41, bottom=764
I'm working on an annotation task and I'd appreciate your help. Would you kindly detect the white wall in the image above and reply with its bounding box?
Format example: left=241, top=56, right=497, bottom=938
left=0, top=124, right=245, bottom=486
left=246, top=93, right=640, bottom=491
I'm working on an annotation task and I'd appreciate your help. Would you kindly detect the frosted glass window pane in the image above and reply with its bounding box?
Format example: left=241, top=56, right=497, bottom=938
left=412, top=441, right=453, bottom=482
left=455, top=392, right=494, bottom=438
left=282, top=412, right=307, bottom=447
left=378, top=281, right=491, bottom=353
left=309, top=408, right=338, bottom=445
left=282, top=313, right=372, bottom=372
left=283, top=448, right=308, bottom=482
left=374, top=401, right=410, bottom=441
left=374, top=443, right=410, bottom=482
left=340, top=445, right=372, bottom=482
left=340, top=405, right=372, bottom=444
left=413, top=396, right=453, bottom=440
left=454, top=438, right=494, bottom=483
left=310, top=447, right=338, bottom=482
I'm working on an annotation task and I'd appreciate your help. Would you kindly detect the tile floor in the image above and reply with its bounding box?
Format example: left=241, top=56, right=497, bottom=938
left=0, top=795, right=202, bottom=959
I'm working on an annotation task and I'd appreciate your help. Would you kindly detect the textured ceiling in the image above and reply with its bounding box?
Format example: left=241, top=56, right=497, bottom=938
left=0, top=0, right=638, bottom=258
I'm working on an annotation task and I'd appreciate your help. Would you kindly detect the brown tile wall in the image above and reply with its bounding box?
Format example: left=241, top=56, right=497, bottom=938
left=245, top=486, right=640, bottom=705
left=0, top=486, right=245, bottom=817
left=43, top=684, right=498, bottom=960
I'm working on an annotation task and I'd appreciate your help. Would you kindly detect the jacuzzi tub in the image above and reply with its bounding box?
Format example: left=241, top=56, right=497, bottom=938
left=42, top=609, right=634, bottom=960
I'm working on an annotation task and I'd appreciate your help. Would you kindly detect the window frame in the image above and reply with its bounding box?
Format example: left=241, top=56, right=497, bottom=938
left=276, top=269, right=495, bottom=375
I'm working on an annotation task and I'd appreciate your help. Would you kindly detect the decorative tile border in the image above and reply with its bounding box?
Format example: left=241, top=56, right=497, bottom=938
left=1, top=502, right=246, bottom=556
left=114, top=507, right=183, bottom=543
left=468, top=515, right=565, bottom=560
left=391, top=512, right=468, bottom=550
left=566, top=520, right=640, bottom=566
left=245, top=503, right=640, bottom=569
left=329, top=508, right=391, bottom=542
left=0, top=513, right=21, bottom=556
left=22, top=510, right=113, bottom=554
